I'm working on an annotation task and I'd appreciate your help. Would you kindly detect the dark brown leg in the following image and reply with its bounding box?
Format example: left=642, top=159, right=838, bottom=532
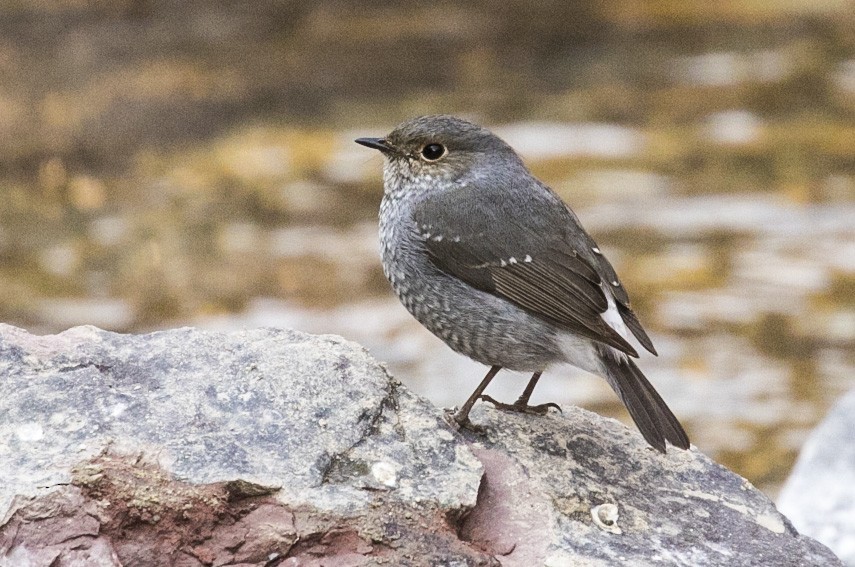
left=480, top=371, right=562, bottom=415
left=515, top=371, right=543, bottom=405
left=453, top=365, right=502, bottom=427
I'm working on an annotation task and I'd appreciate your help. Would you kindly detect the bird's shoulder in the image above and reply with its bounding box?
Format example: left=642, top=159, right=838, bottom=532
left=412, top=178, right=601, bottom=281
left=412, top=177, right=565, bottom=254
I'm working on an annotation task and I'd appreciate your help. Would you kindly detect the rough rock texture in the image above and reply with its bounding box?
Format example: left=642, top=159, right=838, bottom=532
left=0, top=324, right=842, bottom=566
left=778, top=388, right=855, bottom=566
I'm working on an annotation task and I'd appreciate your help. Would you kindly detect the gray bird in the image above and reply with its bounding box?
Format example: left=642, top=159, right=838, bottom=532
left=356, top=115, right=689, bottom=452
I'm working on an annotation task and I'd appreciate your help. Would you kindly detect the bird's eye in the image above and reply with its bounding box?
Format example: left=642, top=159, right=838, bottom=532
left=420, top=143, right=446, bottom=161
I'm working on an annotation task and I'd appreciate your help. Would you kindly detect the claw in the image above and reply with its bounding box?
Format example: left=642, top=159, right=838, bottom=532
left=479, top=395, right=562, bottom=415
left=447, top=408, right=487, bottom=434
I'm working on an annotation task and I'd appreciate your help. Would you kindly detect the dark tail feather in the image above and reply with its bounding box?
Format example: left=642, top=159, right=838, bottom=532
left=617, top=302, right=657, bottom=356
left=599, top=349, right=690, bottom=452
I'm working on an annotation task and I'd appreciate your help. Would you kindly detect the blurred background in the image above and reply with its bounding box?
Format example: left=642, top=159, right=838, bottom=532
left=0, top=0, right=852, bottom=496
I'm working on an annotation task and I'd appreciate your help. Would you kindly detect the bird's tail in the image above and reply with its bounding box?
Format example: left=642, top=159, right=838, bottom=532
left=598, top=347, right=690, bottom=452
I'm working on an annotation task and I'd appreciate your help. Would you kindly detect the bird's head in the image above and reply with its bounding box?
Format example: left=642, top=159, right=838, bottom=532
left=356, top=115, right=524, bottom=198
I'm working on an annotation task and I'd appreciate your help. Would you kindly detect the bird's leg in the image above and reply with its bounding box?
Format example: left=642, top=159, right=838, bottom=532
left=453, top=365, right=502, bottom=428
left=480, top=371, right=562, bottom=415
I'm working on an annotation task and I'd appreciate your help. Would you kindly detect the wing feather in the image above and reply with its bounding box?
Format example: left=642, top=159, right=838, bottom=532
left=490, top=258, right=638, bottom=356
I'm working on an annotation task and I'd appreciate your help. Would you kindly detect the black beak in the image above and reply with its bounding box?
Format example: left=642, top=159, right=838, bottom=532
left=355, top=137, right=394, bottom=153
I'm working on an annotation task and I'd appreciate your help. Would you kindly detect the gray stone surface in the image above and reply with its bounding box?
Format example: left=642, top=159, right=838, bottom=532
left=0, top=323, right=842, bottom=566
left=779, top=388, right=855, bottom=566
left=0, top=324, right=480, bottom=517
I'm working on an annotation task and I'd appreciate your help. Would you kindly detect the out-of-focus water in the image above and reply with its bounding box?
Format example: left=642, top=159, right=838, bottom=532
left=0, top=1, right=853, bottom=496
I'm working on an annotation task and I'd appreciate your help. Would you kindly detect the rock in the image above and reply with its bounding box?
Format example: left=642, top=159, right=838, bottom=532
left=0, top=324, right=842, bottom=566
left=778, top=388, right=855, bottom=566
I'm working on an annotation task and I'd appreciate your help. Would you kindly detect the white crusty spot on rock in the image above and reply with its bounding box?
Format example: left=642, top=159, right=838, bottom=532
left=500, top=259, right=507, bottom=267
left=591, top=503, right=622, bottom=535
left=755, top=513, right=786, bottom=534
left=592, top=247, right=602, bottom=254
left=684, top=490, right=723, bottom=502
left=508, top=257, right=518, bottom=264
left=16, top=422, right=44, bottom=442
left=371, top=461, right=398, bottom=487
left=110, top=402, right=128, bottom=418
left=436, top=429, right=454, bottom=441
left=452, top=236, right=461, bottom=242
left=524, top=255, right=533, bottom=262
left=611, top=280, right=620, bottom=287
left=721, top=500, right=751, bottom=516
left=432, top=235, right=444, bottom=242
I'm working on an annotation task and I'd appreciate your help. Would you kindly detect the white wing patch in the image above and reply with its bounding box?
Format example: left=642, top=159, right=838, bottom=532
left=600, top=283, right=630, bottom=344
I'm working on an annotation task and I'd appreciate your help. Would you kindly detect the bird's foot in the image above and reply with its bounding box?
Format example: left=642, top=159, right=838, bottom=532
left=479, top=395, right=562, bottom=415
left=446, top=408, right=487, bottom=434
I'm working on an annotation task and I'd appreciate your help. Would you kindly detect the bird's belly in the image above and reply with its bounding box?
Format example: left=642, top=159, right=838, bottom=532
left=384, top=253, right=563, bottom=372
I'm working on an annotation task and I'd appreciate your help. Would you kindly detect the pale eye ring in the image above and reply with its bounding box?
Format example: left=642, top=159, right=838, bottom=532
left=420, top=143, right=446, bottom=161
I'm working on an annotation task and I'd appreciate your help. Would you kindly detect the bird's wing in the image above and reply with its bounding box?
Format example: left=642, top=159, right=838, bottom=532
left=559, top=206, right=657, bottom=355
left=413, top=185, right=651, bottom=357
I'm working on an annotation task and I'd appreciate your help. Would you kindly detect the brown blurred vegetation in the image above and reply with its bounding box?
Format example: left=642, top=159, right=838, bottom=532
left=1, top=0, right=852, bottom=176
